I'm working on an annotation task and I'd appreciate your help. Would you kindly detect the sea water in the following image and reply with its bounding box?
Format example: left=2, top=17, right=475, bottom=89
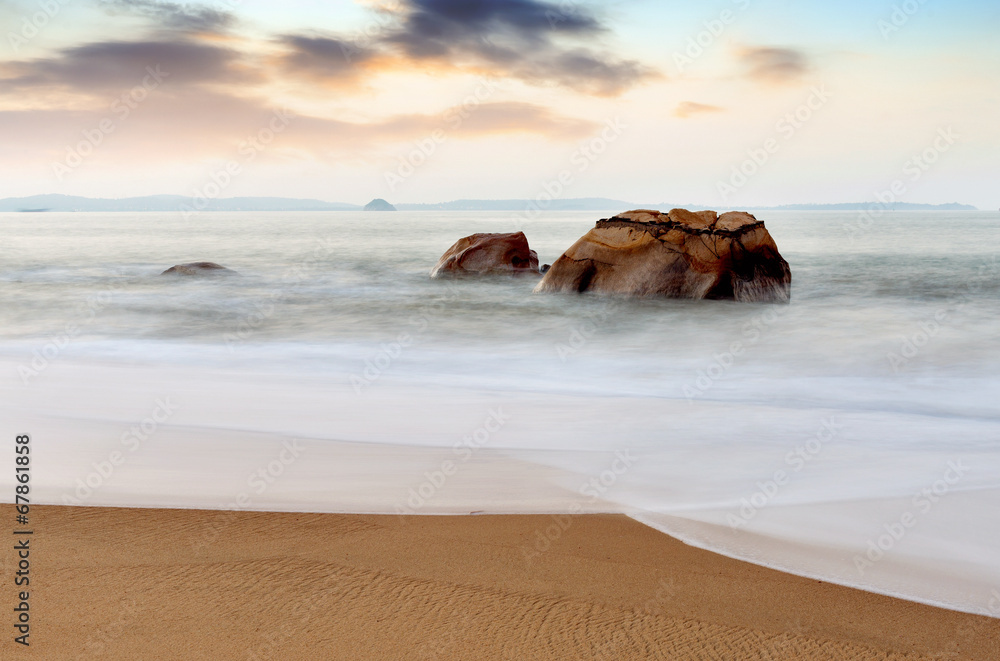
left=1, top=210, right=998, bottom=616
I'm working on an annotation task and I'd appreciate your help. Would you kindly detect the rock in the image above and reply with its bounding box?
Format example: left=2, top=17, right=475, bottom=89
left=161, top=262, right=237, bottom=276
left=431, top=232, right=541, bottom=278
left=540, top=264, right=552, bottom=274
left=534, top=209, right=790, bottom=302
left=363, top=198, right=397, bottom=211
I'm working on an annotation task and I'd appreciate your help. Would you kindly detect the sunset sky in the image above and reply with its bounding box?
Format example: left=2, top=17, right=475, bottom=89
left=1, top=0, right=997, bottom=208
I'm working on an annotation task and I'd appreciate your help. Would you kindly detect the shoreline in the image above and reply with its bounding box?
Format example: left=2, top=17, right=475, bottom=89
left=6, top=504, right=998, bottom=659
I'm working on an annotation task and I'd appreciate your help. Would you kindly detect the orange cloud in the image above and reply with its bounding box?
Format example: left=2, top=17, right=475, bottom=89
left=0, top=90, right=597, bottom=173
left=673, top=101, right=724, bottom=118
left=739, top=46, right=809, bottom=84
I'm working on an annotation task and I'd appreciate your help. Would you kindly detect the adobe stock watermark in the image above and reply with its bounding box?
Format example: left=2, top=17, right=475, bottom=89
left=843, top=127, right=959, bottom=242
left=717, top=84, right=831, bottom=203
left=243, top=568, right=348, bottom=660
left=393, top=407, right=511, bottom=516
left=7, top=0, right=70, bottom=53
left=52, top=65, right=169, bottom=181
left=590, top=633, right=634, bottom=661
left=673, top=0, right=753, bottom=73
left=683, top=304, right=788, bottom=402
left=384, top=77, right=501, bottom=192
left=191, top=438, right=306, bottom=553
left=521, top=449, right=636, bottom=562
left=727, top=417, right=841, bottom=529
left=636, top=576, right=679, bottom=616
left=17, top=271, right=137, bottom=384
left=887, top=257, right=997, bottom=372
left=760, top=619, right=811, bottom=661
left=350, top=280, right=463, bottom=393
left=180, top=107, right=294, bottom=220
left=68, top=597, right=142, bottom=661
left=544, top=0, right=587, bottom=27
left=60, top=397, right=180, bottom=505
left=241, top=553, right=349, bottom=661
left=853, top=459, right=970, bottom=576
left=555, top=298, right=623, bottom=362
left=335, top=0, right=402, bottom=63
left=878, top=0, right=931, bottom=40
left=223, top=237, right=338, bottom=349
left=948, top=587, right=1000, bottom=645
left=412, top=611, right=477, bottom=661
left=887, top=311, right=947, bottom=373
left=511, top=116, right=628, bottom=231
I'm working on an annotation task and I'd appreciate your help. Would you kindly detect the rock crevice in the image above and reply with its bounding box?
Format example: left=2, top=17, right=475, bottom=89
left=535, top=209, right=791, bottom=303
left=594, top=217, right=765, bottom=239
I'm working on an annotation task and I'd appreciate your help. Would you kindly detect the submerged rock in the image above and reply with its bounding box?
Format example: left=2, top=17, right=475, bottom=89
left=431, top=232, right=540, bottom=278
left=161, top=262, right=237, bottom=276
left=534, top=209, right=790, bottom=302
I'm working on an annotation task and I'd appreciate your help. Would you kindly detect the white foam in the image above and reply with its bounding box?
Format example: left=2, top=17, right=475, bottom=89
left=3, top=355, right=999, bottom=618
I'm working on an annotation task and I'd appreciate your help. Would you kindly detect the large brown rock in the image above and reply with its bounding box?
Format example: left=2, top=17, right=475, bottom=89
left=534, top=209, right=790, bottom=302
left=161, top=262, right=237, bottom=276
left=431, top=232, right=540, bottom=278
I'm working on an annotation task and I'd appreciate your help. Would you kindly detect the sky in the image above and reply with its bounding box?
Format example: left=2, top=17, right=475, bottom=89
left=0, top=0, right=997, bottom=208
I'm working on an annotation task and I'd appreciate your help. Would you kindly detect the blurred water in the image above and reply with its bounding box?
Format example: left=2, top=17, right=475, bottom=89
left=1, top=209, right=999, bottom=615
left=1, top=210, right=998, bottom=380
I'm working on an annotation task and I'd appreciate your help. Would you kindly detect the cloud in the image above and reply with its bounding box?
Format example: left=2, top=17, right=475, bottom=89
left=100, top=0, right=236, bottom=35
left=0, top=40, right=255, bottom=94
left=278, top=0, right=657, bottom=95
left=518, top=48, right=654, bottom=96
left=673, top=101, right=724, bottom=118
left=0, top=93, right=594, bottom=171
left=740, top=46, right=809, bottom=84
left=385, top=0, right=603, bottom=54
left=442, top=101, right=595, bottom=139
left=276, top=35, right=380, bottom=82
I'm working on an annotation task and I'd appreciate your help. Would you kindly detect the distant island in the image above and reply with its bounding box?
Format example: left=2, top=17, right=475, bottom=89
left=0, top=194, right=978, bottom=213
left=758, top=202, right=978, bottom=211
left=363, top=198, right=397, bottom=211
left=395, top=197, right=638, bottom=211
left=0, top=194, right=359, bottom=213
left=394, top=200, right=979, bottom=212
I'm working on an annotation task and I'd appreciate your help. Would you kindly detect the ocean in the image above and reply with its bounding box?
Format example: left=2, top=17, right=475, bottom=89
left=1, top=209, right=999, bottom=616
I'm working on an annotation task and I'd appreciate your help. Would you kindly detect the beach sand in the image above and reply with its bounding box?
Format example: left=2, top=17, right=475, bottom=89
left=6, top=504, right=998, bottom=660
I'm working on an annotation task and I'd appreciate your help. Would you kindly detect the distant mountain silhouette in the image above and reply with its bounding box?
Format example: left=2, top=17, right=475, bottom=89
left=0, top=194, right=978, bottom=213
left=0, top=194, right=359, bottom=212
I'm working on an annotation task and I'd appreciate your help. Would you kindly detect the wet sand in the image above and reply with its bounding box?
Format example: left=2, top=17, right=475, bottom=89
left=7, top=505, right=999, bottom=660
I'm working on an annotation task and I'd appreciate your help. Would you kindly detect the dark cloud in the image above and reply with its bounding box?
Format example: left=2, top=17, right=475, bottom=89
left=278, top=0, right=657, bottom=95
left=532, top=49, right=653, bottom=95
left=0, top=3, right=243, bottom=95
left=741, top=47, right=809, bottom=84
left=0, top=40, right=253, bottom=93
left=100, top=0, right=235, bottom=35
left=277, top=35, right=379, bottom=80
left=386, top=0, right=603, bottom=55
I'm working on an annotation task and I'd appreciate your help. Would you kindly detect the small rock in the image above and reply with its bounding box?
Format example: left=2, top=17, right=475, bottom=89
left=431, top=232, right=541, bottom=278
left=161, top=262, right=237, bottom=276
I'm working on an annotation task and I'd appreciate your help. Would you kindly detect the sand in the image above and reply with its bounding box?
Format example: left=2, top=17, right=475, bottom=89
left=5, top=505, right=998, bottom=660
